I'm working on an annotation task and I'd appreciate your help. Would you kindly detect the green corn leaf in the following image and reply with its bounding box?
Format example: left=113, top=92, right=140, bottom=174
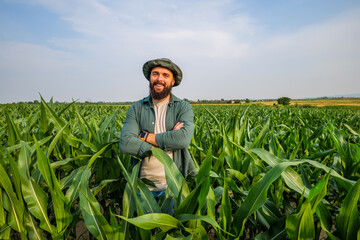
left=344, top=123, right=360, bottom=136
left=137, top=178, right=161, bottom=213
left=286, top=171, right=331, bottom=240
left=286, top=202, right=314, bottom=240
left=40, top=95, right=78, bottom=147
left=195, top=147, right=212, bottom=210
left=35, top=137, right=72, bottom=233
left=335, top=178, right=360, bottom=240
left=117, top=160, right=159, bottom=240
left=5, top=136, right=52, bottom=157
left=206, top=187, right=216, bottom=221
left=40, top=95, right=66, bottom=128
left=79, top=169, right=114, bottom=240
left=151, top=148, right=190, bottom=198
left=57, top=100, right=76, bottom=117
left=254, top=150, right=354, bottom=193
left=64, top=166, right=86, bottom=204
left=75, top=109, right=100, bottom=147
left=252, top=148, right=309, bottom=197
left=117, top=157, right=137, bottom=240
left=302, top=159, right=355, bottom=191
left=177, top=214, right=222, bottom=231
left=219, top=177, right=231, bottom=232
left=24, top=211, right=45, bottom=240
left=0, top=227, right=11, bottom=240
left=92, top=179, right=118, bottom=197
left=255, top=217, right=287, bottom=240
left=117, top=213, right=181, bottom=232
left=39, top=101, right=49, bottom=135
left=5, top=108, right=21, bottom=146
left=328, top=124, right=353, bottom=176
left=6, top=151, right=23, bottom=203
left=117, top=157, right=143, bottom=215
left=18, top=141, right=56, bottom=234
left=250, top=118, right=270, bottom=149
left=289, top=138, right=302, bottom=160
left=98, top=111, right=117, bottom=143
left=119, top=183, right=135, bottom=240
left=0, top=187, right=25, bottom=234
left=258, top=200, right=282, bottom=225
left=316, top=203, right=339, bottom=240
left=178, top=214, right=236, bottom=237
left=232, top=160, right=303, bottom=237
left=175, top=178, right=204, bottom=216
left=109, top=208, right=120, bottom=240
left=46, top=122, right=68, bottom=158
left=0, top=188, right=5, bottom=227
left=72, top=137, right=98, bottom=152
left=86, top=143, right=110, bottom=169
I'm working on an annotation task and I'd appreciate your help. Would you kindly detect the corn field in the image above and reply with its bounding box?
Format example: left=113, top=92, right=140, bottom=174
left=0, top=97, right=359, bottom=239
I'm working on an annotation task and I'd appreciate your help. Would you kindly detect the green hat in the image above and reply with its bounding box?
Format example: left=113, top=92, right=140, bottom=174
left=143, top=58, right=182, bottom=86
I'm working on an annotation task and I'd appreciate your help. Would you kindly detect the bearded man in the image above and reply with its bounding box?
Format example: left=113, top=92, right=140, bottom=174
left=120, top=58, right=195, bottom=198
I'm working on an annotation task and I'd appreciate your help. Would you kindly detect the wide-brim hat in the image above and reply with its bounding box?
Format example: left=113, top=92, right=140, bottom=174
left=143, top=58, right=182, bottom=86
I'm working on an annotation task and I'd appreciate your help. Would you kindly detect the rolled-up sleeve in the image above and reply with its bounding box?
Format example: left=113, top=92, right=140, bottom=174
left=155, top=102, right=194, bottom=151
left=120, top=104, right=153, bottom=158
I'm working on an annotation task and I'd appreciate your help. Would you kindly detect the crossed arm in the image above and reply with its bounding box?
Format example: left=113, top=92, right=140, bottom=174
left=119, top=102, right=194, bottom=158
left=139, top=122, right=184, bottom=147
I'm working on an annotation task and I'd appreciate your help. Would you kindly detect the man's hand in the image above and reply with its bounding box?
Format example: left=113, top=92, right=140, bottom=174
left=173, top=122, right=184, bottom=130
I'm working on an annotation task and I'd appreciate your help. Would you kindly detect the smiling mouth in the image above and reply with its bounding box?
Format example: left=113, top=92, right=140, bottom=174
left=153, top=81, right=165, bottom=87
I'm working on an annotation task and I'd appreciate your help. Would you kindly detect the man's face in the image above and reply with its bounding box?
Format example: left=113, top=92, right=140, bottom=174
left=149, top=66, right=175, bottom=100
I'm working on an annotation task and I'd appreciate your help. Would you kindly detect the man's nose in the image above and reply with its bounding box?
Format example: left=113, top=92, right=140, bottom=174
left=158, top=74, right=165, bottom=81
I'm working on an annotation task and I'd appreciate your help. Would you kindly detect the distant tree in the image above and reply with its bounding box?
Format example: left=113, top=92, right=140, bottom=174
left=245, top=98, right=251, bottom=104
left=277, top=97, right=291, bottom=105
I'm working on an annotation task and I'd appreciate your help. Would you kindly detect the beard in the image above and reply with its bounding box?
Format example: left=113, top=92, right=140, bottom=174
left=149, top=80, right=173, bottom=100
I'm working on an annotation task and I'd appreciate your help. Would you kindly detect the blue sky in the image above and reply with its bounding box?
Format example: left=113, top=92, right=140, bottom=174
left=0, top=0, right=359, bottom=103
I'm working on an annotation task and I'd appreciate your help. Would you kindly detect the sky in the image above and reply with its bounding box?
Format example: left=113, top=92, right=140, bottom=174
left=0, top=0, right=359, bottom=103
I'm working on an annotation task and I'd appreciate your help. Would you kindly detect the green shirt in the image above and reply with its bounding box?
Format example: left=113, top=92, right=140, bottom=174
left=120, top=94, right=195, bottom=177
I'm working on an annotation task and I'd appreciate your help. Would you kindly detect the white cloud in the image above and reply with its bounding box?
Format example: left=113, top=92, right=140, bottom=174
left=1, top=1, right=359, bottom=102
left=237, top=7, right=360, bottom=99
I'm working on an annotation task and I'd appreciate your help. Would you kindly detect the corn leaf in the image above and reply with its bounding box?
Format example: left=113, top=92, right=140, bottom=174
left=18, top=141, right=55, bottom=234
left=35, top=137, right=72, bottom=234
left=0, top=164, right=25, bottom=234
left=286, top=202, right=314, bottom=240
left=335, top=178, right=360, bottom=240
left=117, top=213, right=181, bottom=232
left=151, top=148, right=190, bottom=198
left=79, top=169, right=113, bottom=240
left=219, top=177, right=231, bottom=232
left=137, top=178, right=161, bottom=213
left=232, top=161, right=303, bottom=237
left=24, top=211, right=45, bottom=240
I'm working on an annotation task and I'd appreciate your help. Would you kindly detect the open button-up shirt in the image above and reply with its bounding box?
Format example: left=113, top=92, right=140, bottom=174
left=119, top=93, right=195, bottom=177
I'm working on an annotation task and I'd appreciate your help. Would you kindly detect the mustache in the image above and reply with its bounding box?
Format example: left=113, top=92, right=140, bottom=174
left=152, top=80, right=165, bottom=86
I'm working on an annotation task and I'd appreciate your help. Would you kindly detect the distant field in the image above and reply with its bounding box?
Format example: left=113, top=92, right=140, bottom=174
left=256, top=98, right=360, bottom=107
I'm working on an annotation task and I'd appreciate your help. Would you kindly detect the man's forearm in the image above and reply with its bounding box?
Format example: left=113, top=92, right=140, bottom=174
left=139, top=122, right=184, bottom=148
left=145, top=132, right=158, bottom=147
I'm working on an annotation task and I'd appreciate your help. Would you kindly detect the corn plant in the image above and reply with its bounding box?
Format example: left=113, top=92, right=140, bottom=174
left=1, top=100, right=359, bottom=239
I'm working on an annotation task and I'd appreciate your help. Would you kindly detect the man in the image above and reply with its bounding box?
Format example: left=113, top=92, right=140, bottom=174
left=119, top=58, right=195, bottom=196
